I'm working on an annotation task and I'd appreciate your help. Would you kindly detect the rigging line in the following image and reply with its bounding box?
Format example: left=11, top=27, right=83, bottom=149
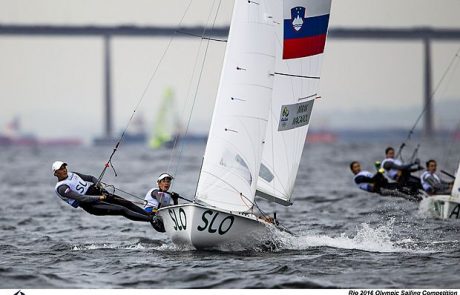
left=239, top=193, right=254, bottom=211
left=193, top=157, right=205, bottom=201
left=170, top=0, right=224, bottom=181
left=241, top=193, right=290, bottom=231
left=167, top=0, right=219, bottom=173
left=107, top=182, right=193, bottom=204
left=409, top=143, right=420, bottom=163
left=444, top=118, right=460, bottom=168
left=237, top=191, right=265, bottom=214
left=298, top=93, right=317, bottom=101
left=101, top=183, right=144, bottom=206
left=437, top=58, right=460, bottom=168
left=397, top=46, right=460, bottom=158
left=97, top=0, right=195, bottom=183
left=274, top=72, right=320, bottom=79
left=102, top=182, right=144, bottom=201
left=175, top=30, right=227, bottom=43
left=440, top=169, right=456, bottom=179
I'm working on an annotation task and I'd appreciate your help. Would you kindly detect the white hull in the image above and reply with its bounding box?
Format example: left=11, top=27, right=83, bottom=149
left=421, top=195, right=460, bottom=219
left=157, top=203, right=274, bottom=249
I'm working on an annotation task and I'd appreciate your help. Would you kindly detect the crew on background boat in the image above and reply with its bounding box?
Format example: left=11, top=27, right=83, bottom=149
left=350, top=161, right=395, bottom=194
left=52, top=161, right=154, bottom=224
left=380, top=146, right=423, bottom=193
left=350, top=160, right=424, bottom=201
left=420, top=159, right=453, bottom=195
left=144, top=173, right=179, bottom=232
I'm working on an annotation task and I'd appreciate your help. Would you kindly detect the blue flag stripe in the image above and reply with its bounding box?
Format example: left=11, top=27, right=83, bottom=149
left=284, top=14, right=330, bottom=40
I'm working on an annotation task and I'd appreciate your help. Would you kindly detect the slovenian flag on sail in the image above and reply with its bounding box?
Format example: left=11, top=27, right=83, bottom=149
left=283, top=0, right=331, bottom=59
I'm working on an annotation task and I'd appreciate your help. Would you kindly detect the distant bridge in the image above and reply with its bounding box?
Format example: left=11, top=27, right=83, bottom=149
left=2, top=24, right=460, bottom=138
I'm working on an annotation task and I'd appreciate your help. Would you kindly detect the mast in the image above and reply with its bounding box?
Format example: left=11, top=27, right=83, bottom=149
left=104, top=35, right=113, bottom=139
left=423, top=37, right=433, bottom=137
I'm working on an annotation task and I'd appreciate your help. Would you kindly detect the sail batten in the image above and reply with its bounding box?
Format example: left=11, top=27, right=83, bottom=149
left=256, top=189, right=292, bottom=206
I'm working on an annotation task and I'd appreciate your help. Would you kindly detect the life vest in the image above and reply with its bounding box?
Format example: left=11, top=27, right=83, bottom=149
left=420, top=171, right=441, bottom=192
left=381, top=158, right=402, bottom=181
left=144, top=188, right=172, bottom=211
left=54, top=172, right=90, bottom=208
left=353, top=170, right=374, bottom=192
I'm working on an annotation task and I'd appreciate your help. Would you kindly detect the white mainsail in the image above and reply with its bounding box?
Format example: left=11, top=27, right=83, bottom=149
left=195, top=0, right=276, bottom=212
left=256, top=0, right=332, bottom=205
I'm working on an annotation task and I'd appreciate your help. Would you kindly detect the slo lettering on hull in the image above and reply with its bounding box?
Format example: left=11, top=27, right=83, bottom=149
left=167, top=208, right=235, bottom=234
left=197, top=210, right=234, bottom=235
left=168, top=208, right=187, bottom=231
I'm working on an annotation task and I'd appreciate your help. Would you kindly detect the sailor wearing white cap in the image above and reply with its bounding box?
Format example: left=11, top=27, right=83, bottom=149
left=144, top=173, right=179, bottom=214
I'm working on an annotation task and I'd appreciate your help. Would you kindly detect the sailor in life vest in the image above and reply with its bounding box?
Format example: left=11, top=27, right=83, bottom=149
left=420, top=159, right=453, bottom=195
left=144, top=173, right=179, bottom=213
left=52, top=161, right=153, bottom=224
left=350, top=161, right=391, bottom=194
left=380, top=146, right=423, bottom=191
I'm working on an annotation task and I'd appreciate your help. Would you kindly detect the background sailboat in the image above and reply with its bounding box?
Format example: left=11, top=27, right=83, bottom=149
left=420, top=162, right=460, bottom=219
left=157, top=0, right=332, bottom=249
left=149, top=88, right=179, bottom=149
left=149, top=87, right=207, bottom=149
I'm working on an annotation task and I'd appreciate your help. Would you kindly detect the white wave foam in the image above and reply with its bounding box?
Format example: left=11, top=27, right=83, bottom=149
left=72, top=243, right=111, bottom=251
left=418, top=197, right=437, bottom=218
left=272, top=220, right=429, bottom=253
left=71, top=242, right=182, bottom=252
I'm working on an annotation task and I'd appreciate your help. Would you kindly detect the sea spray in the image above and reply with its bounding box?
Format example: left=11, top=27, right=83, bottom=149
left=274, top=218, right=419, bottom=253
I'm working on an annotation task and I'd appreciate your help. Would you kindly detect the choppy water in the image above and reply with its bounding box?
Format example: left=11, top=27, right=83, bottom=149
left=1, top=140, right=460, bottom=288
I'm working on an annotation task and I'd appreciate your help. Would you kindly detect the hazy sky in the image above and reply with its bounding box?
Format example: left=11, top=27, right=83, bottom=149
left=1, top=0, right=460, bottom=142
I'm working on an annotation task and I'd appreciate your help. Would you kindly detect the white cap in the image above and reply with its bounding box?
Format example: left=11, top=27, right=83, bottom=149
left=157, top=173, right=173, bottom=182
left=52, top=161, right=67, bottom=173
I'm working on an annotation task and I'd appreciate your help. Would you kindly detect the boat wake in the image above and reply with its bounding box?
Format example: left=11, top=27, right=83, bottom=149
left=69, top=220, right=445, bottom=254
left=70, top=239, right=178, bottom=251
left=270, top=220, right=434, bottom=254
left=418, top=197, right=437, bottom=218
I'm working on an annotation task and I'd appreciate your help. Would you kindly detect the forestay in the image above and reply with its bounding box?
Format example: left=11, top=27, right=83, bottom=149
left=256, top=0, right=332, bottom=205
left=196, top=0, right=276, bottom=212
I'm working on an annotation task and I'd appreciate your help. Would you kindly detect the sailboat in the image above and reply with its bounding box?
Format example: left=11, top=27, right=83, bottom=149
left=157, top=0, right=332, bottom=249
left=149, top=88, right=178, bottom=149
left=421, top=162, right=460, bottom=219
left=149, top=88, right=207, bottom=149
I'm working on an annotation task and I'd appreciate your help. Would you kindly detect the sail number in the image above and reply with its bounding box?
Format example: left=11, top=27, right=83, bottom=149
left=278, top=100, right=313, bottom=131
left=197, top=210, right=234, bottom=235
left=168, top=208, right=187, bottom=231
left=292, top=114, right=309, bottom=125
